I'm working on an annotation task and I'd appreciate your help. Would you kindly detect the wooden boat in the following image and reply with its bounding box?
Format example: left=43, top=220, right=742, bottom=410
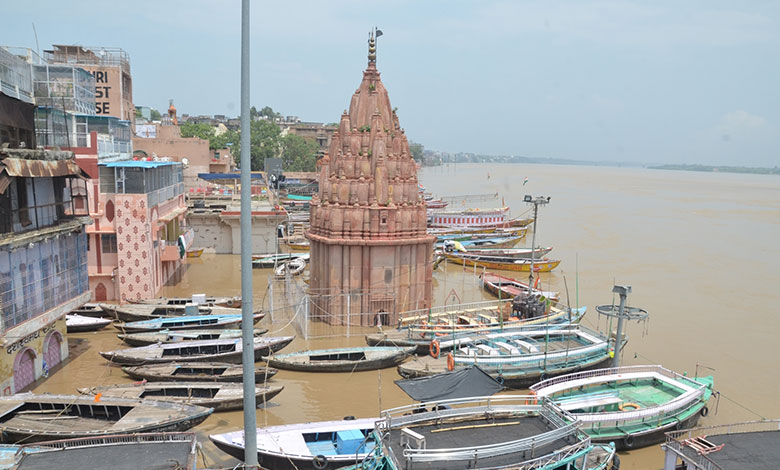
left=130, top=295, right=242, bottom=308
left=430, top=226, right=528, bottom=238
left=436, top=236, right=523, bottom=250
left=428, top=207, right=510, bottom=229
left=69, top=302, right=109, bottom=318
left=425, top=199, right=448, bottom=209
left=531, top=365, right=715, bottom=450
left=65, top=314, right=111, bottom=333
left=99, top=336, right=295, bottom=366
left=0, top=393, right=212, bottom=443
left=366, top=307, right=586, bottom=354
left=10, top=433, right=198, bottom=470
left=454, top=246, right=553, bottom=259
left=274, top=257, right=307, bottom=278
left=113, top=313, right=264, bottom=333
left=186, top=248, right=204, bottom=258
left=441, top=252, right=561, bottom=272
left=210, top=417, right=379, bottom=470
left=121, top=362, right=278, bottom=383
left=252, top=252, right=309, bottom=269
left=78, top=382, right=284, bottom=412
left=281, top=238, right=311, bottom=251
left=480, top=271, right=560, bottom=301
left=265, top=346, right=415, bottom=373
left=397, top=326, right=617, bottom=388
left=117, top=328, right=267, bottom=347
left=340, top=396, right=618, bottom=470
left=101, top=303, right=250, bottom=323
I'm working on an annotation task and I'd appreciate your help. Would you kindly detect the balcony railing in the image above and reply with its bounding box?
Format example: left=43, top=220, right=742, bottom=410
left=0, top=198, right=89, bottom=236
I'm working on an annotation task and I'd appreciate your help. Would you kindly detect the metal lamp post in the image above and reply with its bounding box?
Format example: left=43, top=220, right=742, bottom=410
left=523, top=195, right=550, bottom=295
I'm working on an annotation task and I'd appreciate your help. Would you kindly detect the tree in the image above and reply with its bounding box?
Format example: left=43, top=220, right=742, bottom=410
left=259, top=106, right=281, bottom=121
left=231, top=120, right=282, bottom=170
left=180, top=122, right=215, bottom=141
left=250, top=106, right=258, bottom=120
left=150, top=108, right=162, bottom=121
left=409, top=141, right=424, bottom=161
left=281, top=134, right=319, bottom=172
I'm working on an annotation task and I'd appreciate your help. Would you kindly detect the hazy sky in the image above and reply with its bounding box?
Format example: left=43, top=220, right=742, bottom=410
left=5, top=1, right=780, bottom=166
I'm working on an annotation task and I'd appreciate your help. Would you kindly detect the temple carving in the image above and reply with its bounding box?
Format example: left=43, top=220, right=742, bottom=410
left=306, top=31, right=434, bottom=325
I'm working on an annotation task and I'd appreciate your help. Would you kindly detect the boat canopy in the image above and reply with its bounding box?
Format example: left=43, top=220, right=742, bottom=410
left=394, top=366, right=503, bottom=402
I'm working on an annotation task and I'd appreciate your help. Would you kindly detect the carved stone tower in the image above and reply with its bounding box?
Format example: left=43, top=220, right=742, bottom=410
left=306, top=31, right=434, bottom=325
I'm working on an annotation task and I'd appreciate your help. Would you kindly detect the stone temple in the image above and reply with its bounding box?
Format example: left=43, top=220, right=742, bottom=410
left=306, top=32, right=434, bottom=326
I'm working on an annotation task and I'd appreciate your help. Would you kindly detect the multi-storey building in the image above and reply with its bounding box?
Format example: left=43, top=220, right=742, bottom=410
left=0, top=147, right=90, bottom=394
left=82, top=160, right=188, bottom=302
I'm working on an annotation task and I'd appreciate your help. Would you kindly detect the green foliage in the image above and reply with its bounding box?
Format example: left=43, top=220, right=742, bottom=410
left=259, top=106, right=281, bottom=121
left=358, top=125, right=371, bottom=132
left=180, top=122, right=237, bottom=151
left=150, top=108, right=162, bottom=121
left=231, top=120, right=282, bottom=170
left=135, top=108, right=142, bottom=118
left=409, top=141, right=424, bottom=161
left=250, top=106, right=258, bottom=120
left=281, top=134, right=319, bottom=172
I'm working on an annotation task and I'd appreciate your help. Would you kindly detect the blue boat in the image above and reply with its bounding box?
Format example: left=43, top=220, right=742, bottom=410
left=113, top=313, right=263, bottom=333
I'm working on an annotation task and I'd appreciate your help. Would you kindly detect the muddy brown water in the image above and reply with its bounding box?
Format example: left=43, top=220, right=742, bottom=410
left=36, top=163, right=780, bottom=469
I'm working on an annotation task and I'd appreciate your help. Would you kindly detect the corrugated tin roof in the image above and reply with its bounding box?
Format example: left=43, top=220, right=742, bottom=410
left=0, top=157, right=89, bottom=179
left=102, top=161, right=182, bottom=169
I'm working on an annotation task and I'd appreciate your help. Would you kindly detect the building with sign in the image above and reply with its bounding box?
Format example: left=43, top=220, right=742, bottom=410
left=0, top=147, right=91, bottom=394
left=81, top=160, right=189, bottom=302
left=44, top=45, right=134, bottom=124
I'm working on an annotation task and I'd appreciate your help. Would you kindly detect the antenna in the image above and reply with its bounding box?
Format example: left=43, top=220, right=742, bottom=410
left=32, top=23, right=40, bottom=58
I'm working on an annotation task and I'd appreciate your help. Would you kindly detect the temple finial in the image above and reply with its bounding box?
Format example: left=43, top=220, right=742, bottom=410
left=368, top=28, right=383, bottom=65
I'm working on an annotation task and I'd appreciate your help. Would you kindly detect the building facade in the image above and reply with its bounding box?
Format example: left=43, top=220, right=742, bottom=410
left=306, top=34, right=434, bottom=326
left=83, top=160, right=188, bottom=302
left=44, top=45, right=134, bottom=124
left=0, top=148, right=90, bottom=394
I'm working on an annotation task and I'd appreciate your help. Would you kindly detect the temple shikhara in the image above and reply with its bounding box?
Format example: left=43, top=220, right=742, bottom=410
left=306, top=32, right=434, bottom=325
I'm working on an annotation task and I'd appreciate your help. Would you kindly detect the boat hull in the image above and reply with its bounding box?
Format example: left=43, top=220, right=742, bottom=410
left=444, top=254, right=561, bottom=272
left=66, top=317, right=111, bottom=333
left=101, top=337, right=294, bottom=366
left=211, top=440, right=366, bottom=470
left=603, top=411, right=704, bottom=450
left=121, top=363, right=278, bottom=383
left=398, top=353, right=613, bottom=389
left=266, top=347, right=414, bottom=373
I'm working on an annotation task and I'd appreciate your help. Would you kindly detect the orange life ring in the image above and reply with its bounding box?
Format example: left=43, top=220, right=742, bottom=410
left=429, top=339, right=441, bottom=359
left=526, top=390, right=538, bottom=405
left=446, top=352, right=455, bottom=371
left=618, top=402, right=640, bottom=411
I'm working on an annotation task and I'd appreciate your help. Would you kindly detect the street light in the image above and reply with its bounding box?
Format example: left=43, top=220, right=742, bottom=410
left=523, top=195, right=550, bottom=295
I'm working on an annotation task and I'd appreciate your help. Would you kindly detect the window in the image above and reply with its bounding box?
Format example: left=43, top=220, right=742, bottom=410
left=16, top=179, right=31, bottom=227
left=101, top=234, right=117, bottom=253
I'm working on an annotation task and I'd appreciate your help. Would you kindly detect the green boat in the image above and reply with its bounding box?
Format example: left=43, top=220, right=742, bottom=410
left=530, top=365, right=714, bottom=450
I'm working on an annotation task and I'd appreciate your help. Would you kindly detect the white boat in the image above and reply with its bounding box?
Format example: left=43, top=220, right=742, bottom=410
left=210, top=417, right=378, bottom=470
left=66, top=314, right=111, bottom=333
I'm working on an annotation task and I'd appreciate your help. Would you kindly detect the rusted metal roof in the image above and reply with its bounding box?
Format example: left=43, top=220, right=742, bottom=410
left=0, top=157, right=89, bottom=179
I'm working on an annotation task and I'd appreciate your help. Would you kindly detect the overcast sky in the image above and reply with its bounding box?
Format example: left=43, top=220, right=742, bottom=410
left=5, top=1, right=780, bottom=166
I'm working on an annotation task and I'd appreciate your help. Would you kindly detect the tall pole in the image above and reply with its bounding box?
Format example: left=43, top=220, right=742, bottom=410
left=239, top=0, right=258, bottom=466
left=527, top=203, right=539, bottom=292
left=611, top=285, right=630, bottom=368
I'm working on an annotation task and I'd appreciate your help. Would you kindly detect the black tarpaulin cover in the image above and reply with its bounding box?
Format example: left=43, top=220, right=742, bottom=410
left=394, top=366, right=504, bottom=402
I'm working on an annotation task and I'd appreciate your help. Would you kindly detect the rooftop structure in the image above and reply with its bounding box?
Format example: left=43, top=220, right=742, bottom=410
left=44, top=45, right=134, bottom=123
left=306, top=32, right=434, bottom=326
left=0, top=147, right=91, bottom=393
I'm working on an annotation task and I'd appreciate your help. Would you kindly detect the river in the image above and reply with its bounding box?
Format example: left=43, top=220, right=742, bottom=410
left=35, top=163, right=780, bottom=469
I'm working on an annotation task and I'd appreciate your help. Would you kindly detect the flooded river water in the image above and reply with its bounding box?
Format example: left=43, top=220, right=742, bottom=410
left=35, top=163, right=780, bottom=469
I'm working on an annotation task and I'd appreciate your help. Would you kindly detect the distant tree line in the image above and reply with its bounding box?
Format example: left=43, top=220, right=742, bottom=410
left=649, top=164, right=780, bottom=175
left=180, top=106, right=318, bottom=172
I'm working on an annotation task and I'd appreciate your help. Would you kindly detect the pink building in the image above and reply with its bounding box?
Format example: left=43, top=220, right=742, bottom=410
left=81, top=159, right=188, bottom=302
left=306, top=34, right=434, bottom=326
